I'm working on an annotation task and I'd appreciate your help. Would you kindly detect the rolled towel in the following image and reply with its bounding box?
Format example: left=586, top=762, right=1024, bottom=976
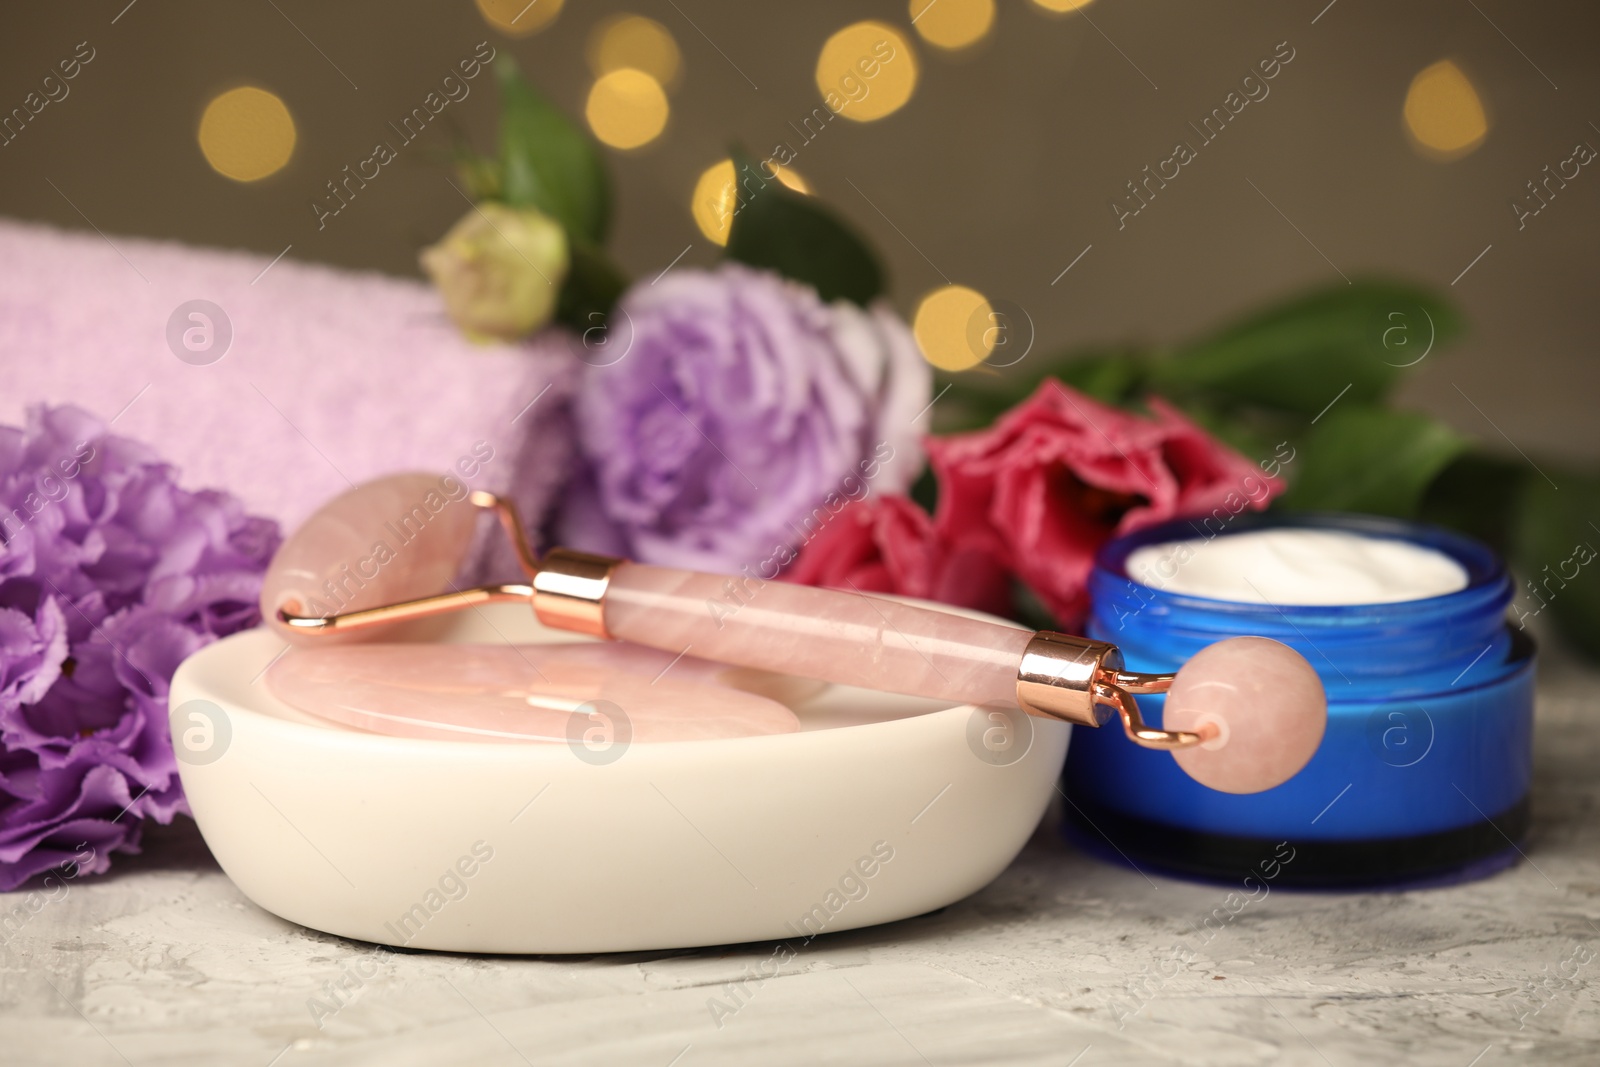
left=0, top=218, right=576, bottom=575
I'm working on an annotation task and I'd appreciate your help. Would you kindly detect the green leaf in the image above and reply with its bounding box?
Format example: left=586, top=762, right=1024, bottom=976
left=1009, top=578, right=1061, bottom=632
left=1150, top=280, right=1463, bottom=415
left=496, top=57, right=610, bottom=245
left=1166, top=396, right=1286, bottom=463
left=554, top=241, right=628, bottom=334
left=908, top=462, right=939, bottom=514
left=453, top=151, right=502, bottom=202
left=1277, top=406, right=1469, bottom=517
left=927, top=369, right=1017, bottom=434
left=928, top=346, right=1152, bottom=435
left=1054, top=352, right=1148, bottom=405
left=724, top=148, right=883, bottom=306
left=1419, top=451, right=1530, bottom=558
left=1513, top=471, right=1600, bottom=661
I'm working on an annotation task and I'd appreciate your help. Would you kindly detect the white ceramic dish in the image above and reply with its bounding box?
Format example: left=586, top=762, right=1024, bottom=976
left=169, top=602, right=1069, bottom=954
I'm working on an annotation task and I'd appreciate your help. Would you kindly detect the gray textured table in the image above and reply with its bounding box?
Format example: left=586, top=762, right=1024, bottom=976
left=2, top=646, right=1596, bottom=1067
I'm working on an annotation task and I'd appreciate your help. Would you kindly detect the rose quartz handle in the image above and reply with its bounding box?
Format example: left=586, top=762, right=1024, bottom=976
left=603, top=563, right=1034, bottom=707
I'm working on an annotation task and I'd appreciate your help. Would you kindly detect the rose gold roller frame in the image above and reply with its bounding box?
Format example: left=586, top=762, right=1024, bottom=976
left=275, top=491, right=1209, bottom=751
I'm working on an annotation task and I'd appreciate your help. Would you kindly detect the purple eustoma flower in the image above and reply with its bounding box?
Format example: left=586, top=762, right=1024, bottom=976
left=568, top=264, right=931, bottom=572
left=0, top=405, right=278, bottom=889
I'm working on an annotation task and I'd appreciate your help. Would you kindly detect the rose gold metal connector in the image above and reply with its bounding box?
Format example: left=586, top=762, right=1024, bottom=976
left=1014, top=631, right=1204, bottom=750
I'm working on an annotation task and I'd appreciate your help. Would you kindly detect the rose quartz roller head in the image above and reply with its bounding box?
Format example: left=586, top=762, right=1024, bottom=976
left=1160, top=636, right=1326, bottom=793
left=264, top=476, right=1327, bottom=794
left=259, top=472, right=489, bottom=643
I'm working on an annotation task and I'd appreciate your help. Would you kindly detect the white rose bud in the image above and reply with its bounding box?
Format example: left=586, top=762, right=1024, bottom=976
left=420, top=203, right=569, bottom=343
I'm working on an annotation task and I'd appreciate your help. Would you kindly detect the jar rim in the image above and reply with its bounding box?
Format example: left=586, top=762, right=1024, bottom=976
left=1092, top=511, right=1509, bottom=624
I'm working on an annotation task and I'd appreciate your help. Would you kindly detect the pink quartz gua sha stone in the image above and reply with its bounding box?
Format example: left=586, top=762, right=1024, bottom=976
left=260, top=472, right=480, bottom=643
left=1161, top=636, right=1327, bottom=794
left=266, top=642, right=801, bottom=743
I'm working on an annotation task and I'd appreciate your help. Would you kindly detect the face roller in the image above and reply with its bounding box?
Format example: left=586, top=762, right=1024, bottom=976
left=262, top=474, right=1327, bottom=794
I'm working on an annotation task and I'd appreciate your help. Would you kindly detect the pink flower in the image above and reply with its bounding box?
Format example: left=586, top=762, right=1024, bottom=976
left=783, top=496, right=1012, bottom=619
left=926, top=380, right=1280, bottom=627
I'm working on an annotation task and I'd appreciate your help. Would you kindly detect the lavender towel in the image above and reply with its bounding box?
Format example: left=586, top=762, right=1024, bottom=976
left=0, top=219, right=576, bottom=576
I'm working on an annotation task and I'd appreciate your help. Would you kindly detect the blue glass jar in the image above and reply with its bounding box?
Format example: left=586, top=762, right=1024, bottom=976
left=1062, top=512, right=1534, bottom=887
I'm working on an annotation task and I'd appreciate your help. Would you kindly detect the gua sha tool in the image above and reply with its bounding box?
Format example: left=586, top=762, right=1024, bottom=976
left=263, top=473, right=1327, bottom=794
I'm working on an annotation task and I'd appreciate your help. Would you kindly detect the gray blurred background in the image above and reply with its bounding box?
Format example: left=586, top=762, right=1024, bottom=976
left=2, top=0, right=1595, bottom=461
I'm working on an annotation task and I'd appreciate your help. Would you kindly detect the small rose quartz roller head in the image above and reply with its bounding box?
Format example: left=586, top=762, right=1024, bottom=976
left=265, top=473, right=1327, bottom=795
left=1016, top=632, right=1326, bottom=794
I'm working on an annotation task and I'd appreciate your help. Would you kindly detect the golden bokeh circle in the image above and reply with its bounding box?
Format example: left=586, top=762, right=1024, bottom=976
left=585, top=68, right=670, bottom=150
left=588, top=14, right=682, bottom=89
left=1030, top=0, right=1096, bottom=12
left=476, top=0, right=564, bottom=37
left=1404, top=60, right=1488, bottom=160
left=910, top=0, right=995, bottom=51
left=815, top=21, right=919, bottom=123
left=197, top=86, right=296, bottom=182
left=914, top=285, right=995, bottom=372
left=692, top=158, right=810, bottom=246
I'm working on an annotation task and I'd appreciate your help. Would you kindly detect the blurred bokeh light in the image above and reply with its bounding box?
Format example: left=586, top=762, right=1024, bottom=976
left=815, top=21, right=919, bottom=123
left=914, top=284, right=995, bottom=371
left=586, top=68, right=669, bottom=150
left=588, top=14, right=682, bottom=90
left=1030, top=0, right=1096, bottom=13
left=197, top=87, right=296, bottom=182
left=910, top=0, right=995, bottom=52
left=1404, top=59, right=1489, bottom=161
left=475, top=0, right=564, bottom=37
left=692, top=158, right=810, bottom=245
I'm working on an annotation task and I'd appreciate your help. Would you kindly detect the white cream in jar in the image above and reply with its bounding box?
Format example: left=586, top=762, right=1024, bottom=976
left=1125, top=528, right=1470, bottom=606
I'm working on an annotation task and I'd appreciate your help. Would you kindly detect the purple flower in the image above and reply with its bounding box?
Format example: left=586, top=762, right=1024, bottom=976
left=567, top=265, right=931, bottom=571
left=0, top=404, right=278, bottom=889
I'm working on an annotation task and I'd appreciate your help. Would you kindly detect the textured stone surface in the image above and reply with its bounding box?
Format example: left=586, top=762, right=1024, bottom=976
left=2, top=649, right=1596, bottom=1065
